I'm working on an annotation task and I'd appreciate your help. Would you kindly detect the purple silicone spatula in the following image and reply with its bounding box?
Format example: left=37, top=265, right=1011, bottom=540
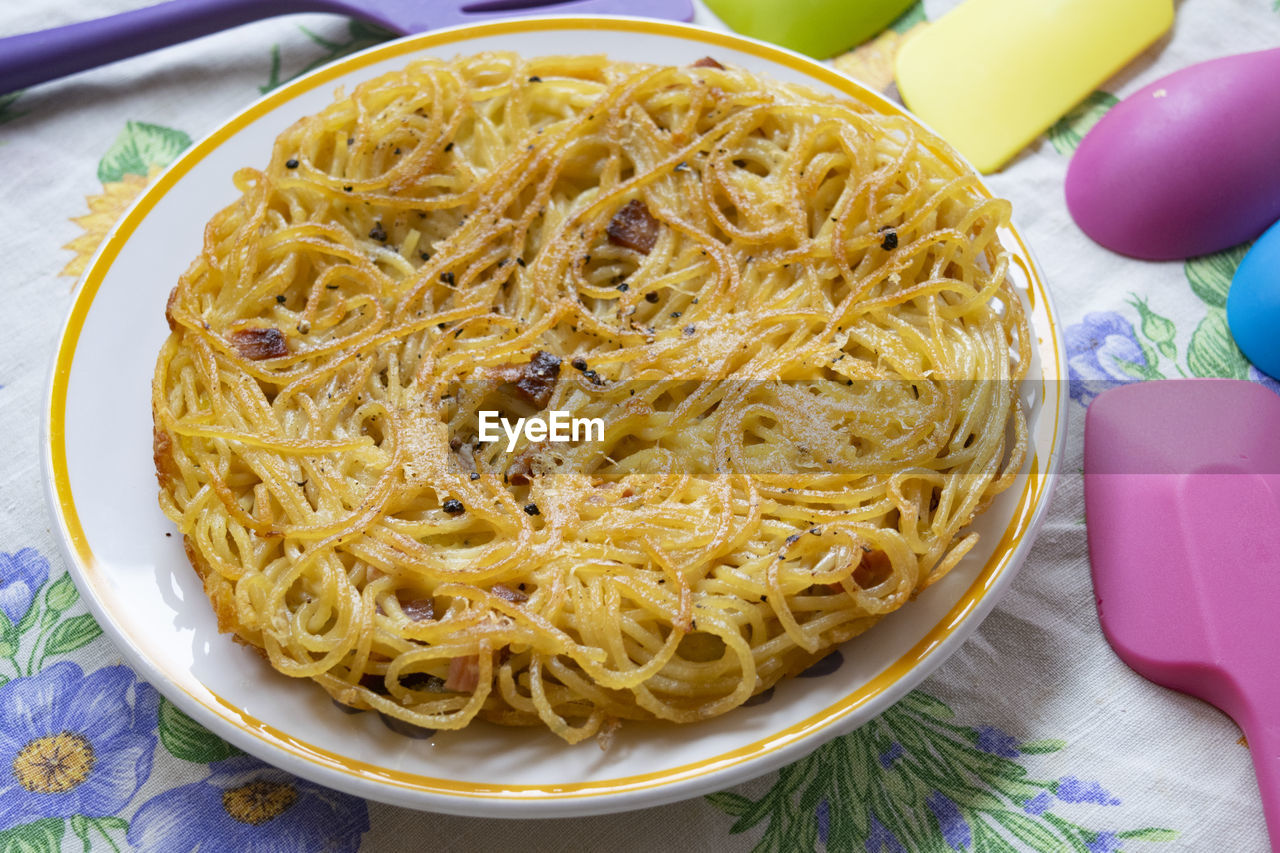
left=0, top=0, right=694, bottom=95
left=1084, top=379, right=1280, bottom=848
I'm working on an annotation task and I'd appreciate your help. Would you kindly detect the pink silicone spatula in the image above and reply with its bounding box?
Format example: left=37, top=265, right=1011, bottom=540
left=1084, top=379, right=1280, bottom=848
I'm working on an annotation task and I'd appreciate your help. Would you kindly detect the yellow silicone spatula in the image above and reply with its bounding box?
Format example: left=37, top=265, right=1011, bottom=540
left=894, top=0, right=1174, bottom=173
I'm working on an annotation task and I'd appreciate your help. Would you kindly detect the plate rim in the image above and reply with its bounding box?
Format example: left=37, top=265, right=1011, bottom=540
left=41, top=14, right=1069, bottom=817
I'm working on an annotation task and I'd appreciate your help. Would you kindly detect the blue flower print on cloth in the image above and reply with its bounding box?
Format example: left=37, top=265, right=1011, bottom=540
left=0, top=549, right=49, bottom=627
left=1250, top=364, right=1280, bottom=393
left=1087, top=831, right=1122, bottom=853
left=974, top=724, right=1021, bottom=758
left=0, top=662, right=157, bottom=830
left=865, top=814, right=906, bottom=853
left=1065, top=312, right=1148, bottom=405
left=926, top=791, right=971, bottom=850
left=128, top=754, right=370, bottom=853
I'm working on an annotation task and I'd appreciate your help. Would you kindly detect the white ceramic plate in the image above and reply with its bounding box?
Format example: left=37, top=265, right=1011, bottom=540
left=44, top=16, right=1068, bottom=818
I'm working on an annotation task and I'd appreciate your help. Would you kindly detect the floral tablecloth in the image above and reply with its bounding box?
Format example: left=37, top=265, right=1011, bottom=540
left=1, top=1, right=1276, bottom=850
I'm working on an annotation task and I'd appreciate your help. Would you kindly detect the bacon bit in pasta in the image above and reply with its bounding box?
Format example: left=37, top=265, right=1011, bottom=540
left=491, top=583, right=528, bottom=604
left=607, top=200, right=660, bottom=254
left=445, top=655, right=480, bottom=692
left=401, top=598, right=434, bottom=621
left=691, top=56, right=725, bottom=69
left=229, top=327, right=288, bottom=360
left=506, top=444, right=539, bottom=485
left=597, top=717, right=621, bottom=751
left=494, top=350, right=561, bottom=408
left=852, top=550, right=893, bottom=589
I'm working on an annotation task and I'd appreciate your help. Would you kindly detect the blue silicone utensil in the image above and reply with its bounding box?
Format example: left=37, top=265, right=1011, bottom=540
left=0, top=0, right=694, bottom=95
left=1227, top=217, right=1280, bottom=381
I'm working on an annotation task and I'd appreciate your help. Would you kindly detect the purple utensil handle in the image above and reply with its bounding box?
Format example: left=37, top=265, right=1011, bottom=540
left=0, top=0, right=694, bottom=95
left=0, top=0, right=352, bottom=94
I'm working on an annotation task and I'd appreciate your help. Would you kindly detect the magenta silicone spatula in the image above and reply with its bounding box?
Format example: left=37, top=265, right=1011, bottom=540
left=1065, top=48, right=1280, bottom=260
left=0, top=0, right=694, bottom=95
left=1084, top=379, right=1280, bottom=848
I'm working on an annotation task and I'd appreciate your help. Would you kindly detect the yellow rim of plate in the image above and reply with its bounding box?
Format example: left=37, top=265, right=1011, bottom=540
left=47, top=16, right=1064, bottom=802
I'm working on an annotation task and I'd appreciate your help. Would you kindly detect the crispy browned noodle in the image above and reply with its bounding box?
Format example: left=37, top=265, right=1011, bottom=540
left=152, top=52, right=1029, bottom=743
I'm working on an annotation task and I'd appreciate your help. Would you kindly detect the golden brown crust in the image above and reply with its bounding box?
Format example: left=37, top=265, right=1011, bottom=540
left=181, top=534, right=260, bottom=648
left=151, top=422, right=178, bottom=491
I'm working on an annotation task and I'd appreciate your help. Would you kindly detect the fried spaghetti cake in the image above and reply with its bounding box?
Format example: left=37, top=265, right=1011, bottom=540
left=152, top=53, right=1029, bottom=743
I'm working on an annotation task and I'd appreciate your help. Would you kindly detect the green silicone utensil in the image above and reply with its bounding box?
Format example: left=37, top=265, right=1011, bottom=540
left=703, top=0, right=917, bottom=59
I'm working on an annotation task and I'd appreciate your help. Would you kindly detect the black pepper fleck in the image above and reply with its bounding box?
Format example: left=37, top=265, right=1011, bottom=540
left=442, top=499, right=464, bottom=514
left=879, top=227, right=898, bottom=250
left=644, top=291, right=659, bottom=303
left=285, top=158, right=299, bottom=169
left=616, top=282, right=629, bottom=292
left=528, top=75, right=542, bottom=82
left=524, top=503, right=540, bottom=516
left=369, top=223, right=387, bottom=242
left=275, top=294, right=286, bottom=304
left=571, top=357, right=588, bottom=371
left=440, top=271, right=455, bottom=285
